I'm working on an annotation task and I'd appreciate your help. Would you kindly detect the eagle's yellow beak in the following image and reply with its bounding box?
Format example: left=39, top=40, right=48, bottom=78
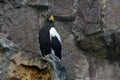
left=49, top=16, right=54, bottom=21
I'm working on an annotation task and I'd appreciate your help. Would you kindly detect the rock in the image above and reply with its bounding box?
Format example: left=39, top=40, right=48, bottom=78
left=75, top=53, right=90, bottom=80
left=0, top=3, right=3, bottom=31
left=0, top=0, right=6, bottom=3
left=45, top=54, right=67, bottom=80
left=72, top=0, right=120, bottom=62
left=103, top=0, right=120, bottom=30
left=1, top=0, right=120, bottom=80
left=101, top=30, right=120, bottom=62
left=75, top=54, right=120, bottom=80
left=27, top=0, right=48, bottom=9
left=54, top=15, right=75, bottom=21
left=48, top=0, right=76, bottom=20
left=0, top=33, right=67, bottom=80
left=2, top=5, right=42, bottom=53
left=73, top=0, right=101, bottom=35
left=12, top=0, right=24, bottom=8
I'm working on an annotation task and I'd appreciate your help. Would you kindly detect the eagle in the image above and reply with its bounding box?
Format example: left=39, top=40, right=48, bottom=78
left=38, top=15, right=62, bottom=59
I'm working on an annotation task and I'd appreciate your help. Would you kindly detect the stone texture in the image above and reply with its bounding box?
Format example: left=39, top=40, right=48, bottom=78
left=27, top=0, right=48, bottom=9
left=72, top=0, right=120, bottom=61
left=2, top=5, right=41, bottom=53
left=104, top=0, right=120, bottom=30
left=0, top=0, right=5, bottom=3
left=48, top=0, right=75, bottom=20
left=0, top=33, right=67, bottom=80
left=75, top=53, right=90, bottom=80
left=0, top=3, right=3, bottom=31
left=73, top=0, right=101, bottom=35
left=0, top=0, right=120, bottom=80
left=75, top=54, right=120, bottom=80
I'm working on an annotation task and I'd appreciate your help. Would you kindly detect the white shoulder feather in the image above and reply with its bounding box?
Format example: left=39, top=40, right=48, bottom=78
left=49, top=27, right=61, bottom=43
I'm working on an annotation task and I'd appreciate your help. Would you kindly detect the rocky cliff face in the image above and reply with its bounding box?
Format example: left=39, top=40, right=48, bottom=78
left=0, top=32, right=67, bottom=80
left=0, top=0, right=120, bottom=80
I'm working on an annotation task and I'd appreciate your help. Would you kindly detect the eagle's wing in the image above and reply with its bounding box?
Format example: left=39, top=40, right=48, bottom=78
left=49, top=27, right=62, bottom=59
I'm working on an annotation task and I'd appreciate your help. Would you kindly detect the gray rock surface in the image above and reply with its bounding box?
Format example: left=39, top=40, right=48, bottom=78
left=0, top=32, right=67, bottom=80
left=0, top=0, right=120, bottom=80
